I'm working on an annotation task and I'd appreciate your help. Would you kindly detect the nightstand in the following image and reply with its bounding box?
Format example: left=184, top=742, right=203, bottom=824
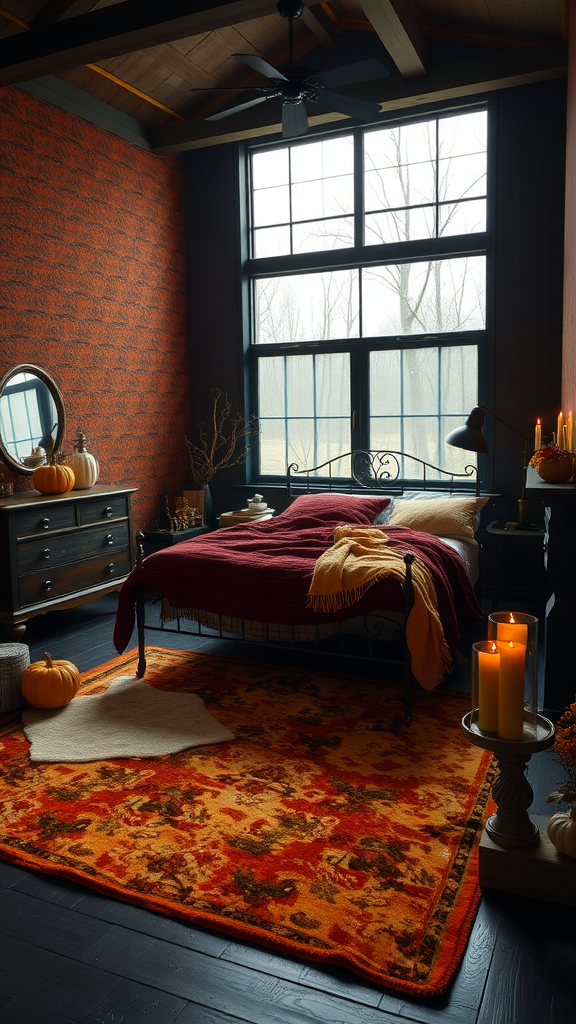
left=141, top=524, right=212, bottom=556
left=485, top=521, right=549, bottom=610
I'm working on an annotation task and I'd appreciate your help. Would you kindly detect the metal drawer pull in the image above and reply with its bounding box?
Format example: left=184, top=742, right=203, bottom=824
left=43, top=548, right=51, bottom=559
left=44, top=580, right=52, bottom=592
left=107, top=562, right=115, bottom=574
left=42, top=517, right=50, bottom=529
left=105, top=534, right=114, bottom=546
left=104, top=506, right=113, bottom=517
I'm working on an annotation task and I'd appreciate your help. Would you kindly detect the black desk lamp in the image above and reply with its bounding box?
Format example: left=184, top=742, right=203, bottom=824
left=446, top=403, right=530, bottom=525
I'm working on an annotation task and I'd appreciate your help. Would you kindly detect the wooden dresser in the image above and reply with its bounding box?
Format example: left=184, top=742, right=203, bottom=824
left=0, top=484, right=136, bottom=640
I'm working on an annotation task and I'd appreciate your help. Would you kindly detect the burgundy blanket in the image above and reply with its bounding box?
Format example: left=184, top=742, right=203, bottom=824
left=113, top=497, right=482, bottom=654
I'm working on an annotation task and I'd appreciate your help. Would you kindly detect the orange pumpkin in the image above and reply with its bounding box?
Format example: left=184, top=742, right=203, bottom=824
left=32, top=463, right=75, bottom=495
left=21, top=652, right=81, bottom=708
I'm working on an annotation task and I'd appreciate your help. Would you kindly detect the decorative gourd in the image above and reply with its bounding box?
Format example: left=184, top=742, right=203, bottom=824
left=32, top=462, right=75, bottom=495
left=21, top=652, right=81, bottom=708
left=64, top=429, right=99, bottom=490
left=546, top=807, right=576, bottom=858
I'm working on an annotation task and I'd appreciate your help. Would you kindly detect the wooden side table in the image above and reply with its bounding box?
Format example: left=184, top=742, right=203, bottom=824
left=484, top=520, right=548, bottom=610
left=141, top=525, right=212, bottom=556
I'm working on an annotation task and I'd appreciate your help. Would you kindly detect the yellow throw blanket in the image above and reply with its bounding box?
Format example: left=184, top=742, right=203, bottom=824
left=306, top=526, right=451, bottom=691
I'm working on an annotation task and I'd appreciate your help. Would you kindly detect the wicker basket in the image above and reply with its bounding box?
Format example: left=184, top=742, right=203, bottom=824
left=0, top=643, right=30, bottom=712
left=537, top=455, right=574, bottom=483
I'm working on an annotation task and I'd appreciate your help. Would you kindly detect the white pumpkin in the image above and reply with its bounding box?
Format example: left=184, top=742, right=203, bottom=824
left=65, top=429, right=100, bottom=490
left=546, top=806, right=576, bottom=858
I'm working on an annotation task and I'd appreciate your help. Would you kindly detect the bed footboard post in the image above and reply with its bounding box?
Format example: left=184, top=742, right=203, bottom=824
left=135, top=531, right=147, bottom=678
left=402, top=553, right=415, bottom=723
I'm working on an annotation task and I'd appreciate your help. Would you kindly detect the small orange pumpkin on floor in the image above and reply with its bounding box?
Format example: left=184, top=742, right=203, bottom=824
left=32, top=463, right=75, bottom=495
left=21, top=652, right=81, bottom=708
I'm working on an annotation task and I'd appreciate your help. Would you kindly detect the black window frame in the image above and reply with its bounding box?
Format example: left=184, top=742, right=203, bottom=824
left=240, top=96, right=494, bottom=486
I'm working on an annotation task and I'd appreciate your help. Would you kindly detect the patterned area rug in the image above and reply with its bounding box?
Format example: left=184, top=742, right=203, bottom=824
left=0, top=647, right=495, bottom=996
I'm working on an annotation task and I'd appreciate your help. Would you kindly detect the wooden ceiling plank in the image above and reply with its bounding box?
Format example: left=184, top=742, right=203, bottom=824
left=150, top=40, right=567, bottom=152
left=0, top=0, right=315, bottom=85
left=359, top=0, right=427, bottom=77
left=302, top=5, right=337, bottom=47
left=30, top=1, right=82, bottom=29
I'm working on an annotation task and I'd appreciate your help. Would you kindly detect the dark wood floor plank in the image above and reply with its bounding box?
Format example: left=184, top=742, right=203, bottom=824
left=0, top=860, right=29, bottom=888
left=11, top=871, right=92, bottom=909
left=84, top=977, right=188, bottom=1024
left=476, top=892, right=568, bottom=1024
left=0, top=889, right=113, bottom=959
left=0, top=998, right=78, bottom=1023
left=80, top=927, right=404, bottom=1024
left=0, top=933, right=122, bottom=1021
left=221, top=940, right=383, bottom=1006
left=71, top=888, right=232, bottom=956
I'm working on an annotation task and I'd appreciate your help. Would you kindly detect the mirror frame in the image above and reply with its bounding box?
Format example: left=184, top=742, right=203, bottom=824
left=0, top=364, right=66, bottom=475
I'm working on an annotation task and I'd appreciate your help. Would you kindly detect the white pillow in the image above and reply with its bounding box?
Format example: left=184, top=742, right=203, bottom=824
left=386, top=494, right=489, bottom=539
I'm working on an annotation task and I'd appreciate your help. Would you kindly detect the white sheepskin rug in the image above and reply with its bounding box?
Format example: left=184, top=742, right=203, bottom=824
left=22, top=676, right=234, bottom=762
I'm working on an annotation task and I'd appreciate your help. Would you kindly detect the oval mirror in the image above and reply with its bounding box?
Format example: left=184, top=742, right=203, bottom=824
left=0, top=365, right=66, bottom=475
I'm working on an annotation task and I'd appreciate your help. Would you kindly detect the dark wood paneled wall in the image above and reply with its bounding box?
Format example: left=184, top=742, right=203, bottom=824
left=0, top=85, right=189, bottom=532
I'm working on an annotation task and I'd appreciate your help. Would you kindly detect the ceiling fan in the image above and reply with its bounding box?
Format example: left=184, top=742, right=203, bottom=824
left=193, top=0, right=389, bottom=139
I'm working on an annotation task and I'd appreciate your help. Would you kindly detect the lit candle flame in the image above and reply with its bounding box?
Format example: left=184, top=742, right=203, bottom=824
left=509, top=613, right=516, bottom=624
left=491, top=642, right=497, bottom=652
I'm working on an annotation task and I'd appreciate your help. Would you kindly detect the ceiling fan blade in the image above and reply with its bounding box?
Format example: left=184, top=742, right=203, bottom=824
left=233, top=53, right=289, bottom=82
left=311, top=90, right=381, bottom=121
left=310, top=59, right=389, bottom=90
left=205, top=94, right=272, bottom=122
left=282, top=100, right=309, bottom=139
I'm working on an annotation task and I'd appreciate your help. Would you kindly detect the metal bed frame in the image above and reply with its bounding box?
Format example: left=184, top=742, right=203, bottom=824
left=135, top=450, right=478, bottom=723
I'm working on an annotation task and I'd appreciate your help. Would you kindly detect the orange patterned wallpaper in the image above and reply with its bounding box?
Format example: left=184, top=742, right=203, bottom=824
left=0, top=86, right=190, bottom=531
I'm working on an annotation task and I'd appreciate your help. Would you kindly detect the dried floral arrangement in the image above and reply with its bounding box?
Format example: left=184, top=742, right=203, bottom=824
left=529, top=444, right=572, bottom=467
left=185, top=390, right=259, bottom=488
left=546, top=699, right=576, bottom=807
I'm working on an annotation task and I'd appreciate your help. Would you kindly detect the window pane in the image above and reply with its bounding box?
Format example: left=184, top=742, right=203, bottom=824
left=365, top=206, right=435, bottom=245
left=369, top=416, right=402, bottom=452
left=258, top=357, right=285, bottom=417
left=254, top=270, right=360, bottom=343
left=439, top=110, right=487, bottom=161
left=362, top=256, right=486, bottom=336
left=257, top=353, right=351, bottom=474
left=253, top=225, right=291, bottom=258
left=365, top=161, right=435, bottom=212
left=291, top=136, right=353, bottom=182
left=287, top=355, right=314, bottom=416
left=403, top=416, right=441, bottom=475
left=252, top=148, right=289, bottom=189
left=365, top=121, right=436, bottom=171
left=439, top=199, right=486, bottom=236
left=252, top=184, right=290, bottom=227
left=370, top=350, right=401, bottom=416
left=293, top=217, right=354, bottom=252
left=259, top=418, right=287, bottom=475
left=316, top=353, right=350, bottom=416
left=441, top=345, right=477, bottom=414
left=404, top=348, right=438, bottom=415
left=439, top=153, right=486, bottom=202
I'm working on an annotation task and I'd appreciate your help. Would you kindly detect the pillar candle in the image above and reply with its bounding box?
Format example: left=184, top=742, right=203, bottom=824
left=496, top=613, right=528, bottom=648
left=497, top=640, right=526, bottom=741
left=477, top=643, right=500, bottom=733
left=568, top=412, right=573, bottom=452
left=557, top=411, right=564, bottom=445
left=534, top=419, right=541, bottom=451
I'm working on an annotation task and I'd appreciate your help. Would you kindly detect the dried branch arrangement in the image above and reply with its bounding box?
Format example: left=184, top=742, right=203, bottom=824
left=185, top=390, right=259, bottom=488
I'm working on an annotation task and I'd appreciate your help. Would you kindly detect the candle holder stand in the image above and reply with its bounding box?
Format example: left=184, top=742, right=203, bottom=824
left=462, top=712, right=555, bottom=847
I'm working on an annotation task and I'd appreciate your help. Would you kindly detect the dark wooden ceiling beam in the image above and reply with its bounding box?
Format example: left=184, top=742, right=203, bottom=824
left=359, top=0, right=427, bottom=77
left=150, top=41, right=567, bottom=153
left=0, top=0, right=323, bottom=86
left=30, top=1, right=81, bottom=30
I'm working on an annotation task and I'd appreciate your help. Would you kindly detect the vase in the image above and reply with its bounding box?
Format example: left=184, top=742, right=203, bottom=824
left=537, top=455, right=574, bottom=483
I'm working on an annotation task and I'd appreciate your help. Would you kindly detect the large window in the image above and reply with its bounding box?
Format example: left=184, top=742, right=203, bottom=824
left=245, top=106, right=488, bottom=480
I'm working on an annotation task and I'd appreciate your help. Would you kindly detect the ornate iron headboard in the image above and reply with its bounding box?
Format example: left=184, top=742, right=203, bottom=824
left=287, top=450, right=479, bottom=502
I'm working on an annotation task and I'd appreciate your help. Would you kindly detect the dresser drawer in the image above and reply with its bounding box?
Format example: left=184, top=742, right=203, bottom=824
left=17, top=523, right=130, bottom=574
left=19, top=550, right=133, bottom=607
left=79, top=496, right=128, bottom=524
left=15, top=504, right=76, bottom=537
